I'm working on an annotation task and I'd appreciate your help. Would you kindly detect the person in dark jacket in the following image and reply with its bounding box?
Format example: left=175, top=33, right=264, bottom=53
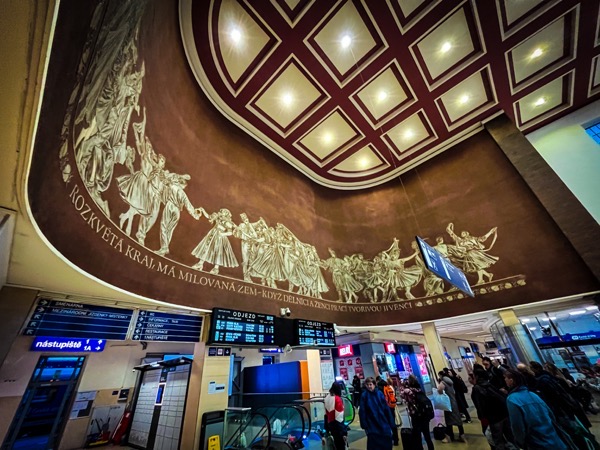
left=482, top=357, right=507, bottom=392
left=360, top=377, right=395, bottom=450
left=471, top=368, right=516, bottom=450
left=399, top=375, right=435, bottom=450
left=352, top=375, right=362, bottom=408
left=437, top=372, right=466, bottom=443
left=504, top=369, right=567, bottom=450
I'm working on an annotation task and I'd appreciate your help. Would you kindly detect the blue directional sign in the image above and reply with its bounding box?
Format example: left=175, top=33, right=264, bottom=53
left=23, top=299, right=134, bottom=340
left=415, top=236, right=475, bottom=297
left=30, top=337, right=106, bottom=352
left=132, top=310, right=203, bottom=342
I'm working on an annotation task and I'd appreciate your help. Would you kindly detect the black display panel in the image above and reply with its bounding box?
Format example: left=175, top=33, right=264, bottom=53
left=133, top=310, right=203, bottom=342
left=23, top=299, right=134, bottom=340
left=294, top=319, right=336, bottom=347
left=209, top=308, right=275, bottom=345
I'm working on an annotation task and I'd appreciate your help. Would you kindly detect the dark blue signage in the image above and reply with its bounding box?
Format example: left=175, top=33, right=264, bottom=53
left=133, top=310, right=203, bottom=342
left=536, top=331, right=600, bottom=349
left=415, top=236, right=474, bottom=297
left=295, top=319, right=336, bottom=347
left=30, top=337, right=106, bottom=352
left=23, top=299, right=134, bottom=340
left=209, top=308, right=275, bottom=345
left=259, top=347, right=283, bottom=353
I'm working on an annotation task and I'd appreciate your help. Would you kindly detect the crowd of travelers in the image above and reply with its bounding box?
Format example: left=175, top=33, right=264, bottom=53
left=323, top=356, right=600, bottom=450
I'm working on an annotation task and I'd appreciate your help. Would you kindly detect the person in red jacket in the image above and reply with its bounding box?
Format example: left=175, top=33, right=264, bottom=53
left=324, top=382, right=346, bottom=450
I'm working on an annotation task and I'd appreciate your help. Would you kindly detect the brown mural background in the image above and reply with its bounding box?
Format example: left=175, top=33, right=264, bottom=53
left=27, top=0, right=599, bottom=326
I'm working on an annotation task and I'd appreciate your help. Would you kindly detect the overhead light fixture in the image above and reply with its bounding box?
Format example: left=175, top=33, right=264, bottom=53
left=230, top=27, right=242, bottom=45
left=341, top=34, right=352, bottom=49
left=585, top=306, right=598, bottom=311
left=541, top=317, right=557, bottom=321
left=529, top=327, right=537, bottom=331
left=458, top=94, right=470, bottom=105
left=530, top=47, right=543, bottom=59
left=569, top=310, right=587, bottom=316
left=281, top=92, right=294, bottom=107
left=322, top=132, right=334, bottom=144
left=440, top=41, right=452, bottom=53
left=403, top=129, right=415, bottom=140
left=521, top=318, right=531, bottom=323
left=377, top=90, right=388, bottom=102
left=358, top=157, right=371, bottom=168
left=534, top=97, right=546, bottom=107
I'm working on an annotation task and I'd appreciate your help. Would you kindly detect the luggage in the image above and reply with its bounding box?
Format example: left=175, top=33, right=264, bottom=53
left=400, top=427, right=421, bottom=450
left=433, top=423, right=447, bottom=440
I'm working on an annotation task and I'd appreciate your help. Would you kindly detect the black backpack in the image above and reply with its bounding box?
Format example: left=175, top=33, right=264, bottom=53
left=413, top=391, right=435, bottom=421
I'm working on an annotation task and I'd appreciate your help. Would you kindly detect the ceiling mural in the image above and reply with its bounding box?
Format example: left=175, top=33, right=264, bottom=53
left=27, top=0, right=598, bottom=326
left=181, top=0, right=600, bottom=189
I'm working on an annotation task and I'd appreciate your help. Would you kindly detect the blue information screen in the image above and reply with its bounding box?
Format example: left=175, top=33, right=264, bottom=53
left=415, top=236, right=474, bottom=297
left=209, top=308, right=275, bottom=345
left=23, top=299, right=134, bottom=340
left=133, top=310, right=203, bottom=342
left=295, top=319, right=336, bottom=347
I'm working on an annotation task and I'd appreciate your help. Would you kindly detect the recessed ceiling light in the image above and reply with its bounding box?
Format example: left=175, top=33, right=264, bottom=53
left=521, top=318, right=531, bottom=323
left=358, top=157, right=371, bottom=168
left=281, top=92, right=294, bottom=107
left=458, top=94, right=470, bottom=105
left=403, top=129, right=415, bottom=140
left=322, top=132, right=334, bottom=144
left=377, top=90, right=388, bottom=102
left=569, top=310, right=587, bottom=316
left=230, top=27, right=242, bottom=44
left=541, top=316, right=557, bottom=321
left=529, top=327, right=537, bottom=331
left=534, top=97, right=546, bottom=107
left=440, top=41, right=452, bottom=53
left=530, top=48, right=543, bottom=59
left=341, top=34, right=352, bottom=49
left=585, top=306, right=598, bottom=311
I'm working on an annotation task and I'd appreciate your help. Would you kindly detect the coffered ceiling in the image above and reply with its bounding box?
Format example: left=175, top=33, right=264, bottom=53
left=181, top=0, right=600, bottom=189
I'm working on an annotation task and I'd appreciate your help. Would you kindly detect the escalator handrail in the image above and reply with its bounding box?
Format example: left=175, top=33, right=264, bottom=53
left=306, top=395, right=356, bottom=428
left=224, top=410, right=272, bottom=449
left=255, top=404, right=306, bottom=440
left=289, top=404, right=311, bottom=437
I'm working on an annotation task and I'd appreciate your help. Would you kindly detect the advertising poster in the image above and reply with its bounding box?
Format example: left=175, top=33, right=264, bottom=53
left=416, top=353, right=430, bottom=383
left=339, top=368, right=349, bottom=380
left=321, top=360, right=335, bottom=390
left=355, top=366, right=364, bottom=379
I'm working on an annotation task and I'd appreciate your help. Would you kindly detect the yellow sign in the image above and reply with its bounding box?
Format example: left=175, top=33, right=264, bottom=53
left=208, top=435, right=220, bottom=450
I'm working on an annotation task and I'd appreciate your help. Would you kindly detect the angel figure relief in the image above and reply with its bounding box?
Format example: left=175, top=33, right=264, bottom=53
left=446, top=223, right=499, bottom=285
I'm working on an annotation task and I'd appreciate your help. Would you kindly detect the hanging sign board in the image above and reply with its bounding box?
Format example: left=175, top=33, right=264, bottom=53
left=294, top=319, right=336, bottom=347
left=30, top=337, right=106, bottom=352
left=23, top=299, right=133, bottom=340
left=133, top=310, right=203, bottom=342
left=209, top=308, right=275, bottom=345
left=415, top=236, right=474, bottom=297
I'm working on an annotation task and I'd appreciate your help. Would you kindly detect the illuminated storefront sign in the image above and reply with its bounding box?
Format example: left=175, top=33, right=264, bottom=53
left=338, top=344, right=354, bottom=357
left=384, top=342, right=396, bottom=353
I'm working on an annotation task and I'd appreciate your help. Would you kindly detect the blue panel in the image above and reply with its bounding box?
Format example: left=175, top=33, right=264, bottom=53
left=242, top=361, right=303, bottom=409
left=30, top=337, right=106, bottom=352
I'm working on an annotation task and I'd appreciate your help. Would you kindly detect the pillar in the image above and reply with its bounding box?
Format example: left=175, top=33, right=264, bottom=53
left=497, top=308, right=544, bottom=365
left=421, top=322, right=447, bottom=376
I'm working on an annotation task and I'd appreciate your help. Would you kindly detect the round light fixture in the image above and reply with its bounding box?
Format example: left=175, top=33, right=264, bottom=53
left=530, top=48, right=543, bottom=59
left=440, top=41, right=452, bottom=53
left=534, top=97, right=546, bottom=107
left=230, top=27, right=242, bottom=44
left=341, top=35, right=352, bottom=49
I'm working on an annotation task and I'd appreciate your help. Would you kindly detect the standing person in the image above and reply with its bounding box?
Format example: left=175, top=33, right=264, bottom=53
left=383, top=379, right=400, bottom=446
left=471, top=368, right=516, bottom=450
left=400, top=375, right=435, bottom=450
left=504, top=369, right=567, bottom=449
left=324, top=382, right=346, bottom=450
left=437, top=371, right=466, bottom=442
left=482, top=357, right=507, bottom=392
left=359, top=377, right=395, bottom=450
left=444, top=368, right=471, bottom=423
left=352, top=375, right=362, bottom=408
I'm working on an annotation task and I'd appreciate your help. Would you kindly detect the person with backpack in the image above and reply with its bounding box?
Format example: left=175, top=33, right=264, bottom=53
left=471, top=368, right=516, bottom=450
left=383, top=379, right=400, bottom=446
left=443, top=367, right=472, bottom=423
left=400, top=375, right=435, bottom=450
left=359, top=377, right=395, bottom=450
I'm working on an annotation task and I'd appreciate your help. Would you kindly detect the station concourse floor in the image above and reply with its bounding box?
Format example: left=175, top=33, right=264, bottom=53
left=77, top=403, right=600, bottom=449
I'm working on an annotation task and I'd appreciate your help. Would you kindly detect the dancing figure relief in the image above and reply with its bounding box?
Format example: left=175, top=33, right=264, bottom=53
left=59, top=3, right=513, bottom=307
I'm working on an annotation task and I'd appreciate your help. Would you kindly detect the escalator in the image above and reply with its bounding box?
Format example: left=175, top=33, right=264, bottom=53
left=223, top=408, right=271, bottom=449
left=254, top=405, right=308, bottom=449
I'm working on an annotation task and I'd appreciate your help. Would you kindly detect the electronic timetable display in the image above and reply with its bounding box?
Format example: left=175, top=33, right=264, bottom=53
left=209, top=308, right=275, bottom=345
left=295, top=319, right=336, bottom=347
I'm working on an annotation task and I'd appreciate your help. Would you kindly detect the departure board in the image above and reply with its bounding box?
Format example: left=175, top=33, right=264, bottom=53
left=209, top=308, right=275, bottom=345
left=295, top=319, right=336, bottom=347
